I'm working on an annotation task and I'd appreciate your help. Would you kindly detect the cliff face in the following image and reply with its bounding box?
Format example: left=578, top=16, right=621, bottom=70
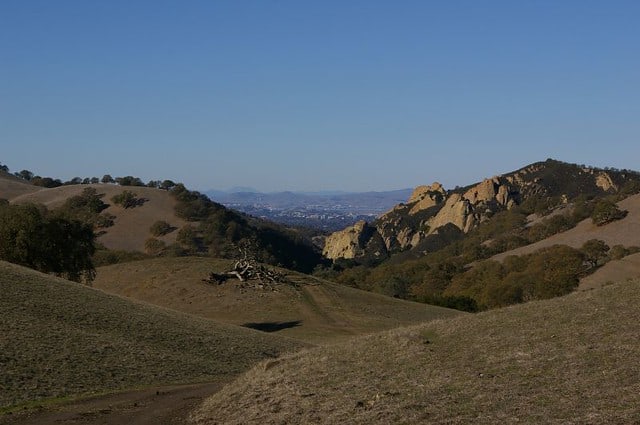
left=322, top=159, right=639, bottom=261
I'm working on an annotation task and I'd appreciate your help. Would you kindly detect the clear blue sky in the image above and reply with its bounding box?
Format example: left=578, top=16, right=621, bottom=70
left=1, top=1, right=639, bottom=192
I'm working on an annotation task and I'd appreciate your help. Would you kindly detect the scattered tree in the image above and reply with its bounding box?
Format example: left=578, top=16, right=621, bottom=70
left=15, top=169, right=34, bottom=181
left=159, top=180, right=176, bottom=190
left=101, top=174, right=115, bottom=184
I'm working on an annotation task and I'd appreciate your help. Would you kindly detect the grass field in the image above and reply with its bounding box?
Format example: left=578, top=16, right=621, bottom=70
left=0, top=261, right=307, bottom=410
left=192, top=278, right=640, bottom=424
left=93, top=257, right=463, bottom=344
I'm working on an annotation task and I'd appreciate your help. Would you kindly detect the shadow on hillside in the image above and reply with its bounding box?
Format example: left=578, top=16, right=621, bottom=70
left=242, top=320, right=302, bottom=333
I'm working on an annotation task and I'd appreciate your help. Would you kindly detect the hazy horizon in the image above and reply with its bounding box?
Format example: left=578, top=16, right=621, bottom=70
left=2, top=1, right=639, bottom=192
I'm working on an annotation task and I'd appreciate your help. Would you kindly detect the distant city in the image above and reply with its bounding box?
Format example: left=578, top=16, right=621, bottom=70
left=206, top=189, right=413, bottom=231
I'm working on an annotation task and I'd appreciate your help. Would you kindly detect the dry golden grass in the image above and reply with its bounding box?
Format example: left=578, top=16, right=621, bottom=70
left=0, top=173, right=42, bottom=200
left=192, top=278, right=640, bottom=424
left=579, top=252, right=640, bottom=291
left=0, top=260, right=306, bottom=410
left=10, top=183, right=188, bottom=251
left=93, top=257, right=463, bottom=345
left=493, top=193, right=640, bottom=261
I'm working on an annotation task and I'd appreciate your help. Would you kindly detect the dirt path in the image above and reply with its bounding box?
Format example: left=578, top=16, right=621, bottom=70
left=0, top=382, right=224, bottom=425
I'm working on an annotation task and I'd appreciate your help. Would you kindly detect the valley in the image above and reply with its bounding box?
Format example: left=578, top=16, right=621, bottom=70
left=1, top=159, right=640, bottom=424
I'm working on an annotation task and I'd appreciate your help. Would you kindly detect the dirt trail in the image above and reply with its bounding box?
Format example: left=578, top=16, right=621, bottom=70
left=1, top=382, right=224, bottom=425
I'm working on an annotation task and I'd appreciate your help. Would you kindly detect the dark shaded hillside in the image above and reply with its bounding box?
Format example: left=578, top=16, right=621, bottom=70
left=170, top=184, right=324, bottom=273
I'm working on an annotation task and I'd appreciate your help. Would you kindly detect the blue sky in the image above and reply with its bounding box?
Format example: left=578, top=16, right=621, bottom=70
left=1, top=1, right=639, bottom=192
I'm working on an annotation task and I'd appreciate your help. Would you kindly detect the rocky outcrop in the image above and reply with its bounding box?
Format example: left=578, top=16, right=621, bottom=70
left=596, top=172, right=618, bottom=192
left=322, top=221, right=387, bottom=260
left=323, top=178, right=519, bottom=260
left=408, top=182, right=446, bottom=215
left=321, top=159, right=640, bottom=262
left=427, top=193, right=477, bottom=234
left=463, top=177, right=516, bottom=208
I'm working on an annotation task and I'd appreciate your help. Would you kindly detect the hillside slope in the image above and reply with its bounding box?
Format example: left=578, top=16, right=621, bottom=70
left=492, top=193, right=640, bottom=261
left=10, top=184, right=188, bottom=251
left=579, top=252, right=640, bottom=290
left=0, top=172, right=42, bottom=200
left=192, top=278, right=640, bottom=425
left=93, top=257, right=463, bottom=344
left=323, top=159, right=640, bottom=261
left=0, top=261, right=306, bottom=409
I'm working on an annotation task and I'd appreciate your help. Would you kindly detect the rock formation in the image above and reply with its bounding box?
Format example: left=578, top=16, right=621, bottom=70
left=321, top=159, right=640, bottom=261
left=408, top=182, right=446, bottom=215
left=322, top=220, right=387, bottom=260
left=596, top=172, right=618, bottom=192
left=426, top=193, right=476, bottom=233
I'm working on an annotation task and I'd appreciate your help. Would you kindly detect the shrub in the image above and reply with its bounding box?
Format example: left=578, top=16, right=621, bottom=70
left=150, top=220, right=174, bottom=236
left=591, top=199, right=628, bottom=226
left=144, top=238, right=166, bottom=255
left=111, top=190, right=140, bottom=209
left=581, top=239, right=610, bottom=268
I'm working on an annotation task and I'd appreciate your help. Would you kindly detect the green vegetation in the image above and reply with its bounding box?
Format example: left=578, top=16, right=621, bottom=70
left=445, top=245, right=586, bottom=308
left=111, top=190, right=142, bottom=208
left=149, top=220, right=174, bottom=236
left=0, top=203, right=96, bottom=282
left=55, top=187, right=114, bottom=229
left=591, top=198, right=628, bottom=226
left=169, top=184, right=324, bottom=273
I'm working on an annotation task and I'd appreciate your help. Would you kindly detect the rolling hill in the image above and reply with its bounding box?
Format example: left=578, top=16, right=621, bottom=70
left=192, top=277, right=640, bottom=424
left=492, top=193, right=640, bottom=260
left=491, top=193, right=640, bottom=289
left=92, top=257, right=463, bottom=344
left=10, top=183, right=188, bottom=251
left=0, top=170, right=42, bottom=200
left=0, top=260, right=306, bottom=410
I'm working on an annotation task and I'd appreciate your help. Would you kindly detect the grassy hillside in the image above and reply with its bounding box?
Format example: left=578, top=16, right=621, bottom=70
left=93, top=257, right=463, bottom=344
left=192, top=278, right=640, bottom=425
left=490, top=193, right=640, bottom=290
left=0, top=171, right=42, bottom=200
left=492, top=193, right=640, bottom=262
left=579, top=252, right=640, bottom=290
left=10, top=184, right=188, bottom=251
left=0, top=261, right=306, bottom=410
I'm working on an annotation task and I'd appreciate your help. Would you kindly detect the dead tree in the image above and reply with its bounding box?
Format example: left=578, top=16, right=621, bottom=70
left=202, top=245, right=288, bottom=290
